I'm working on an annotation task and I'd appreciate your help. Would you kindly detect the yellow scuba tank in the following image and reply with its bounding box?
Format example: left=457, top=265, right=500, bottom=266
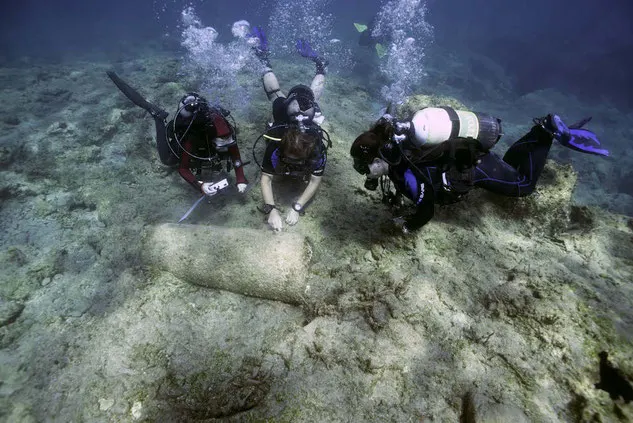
left=405, top=107, right=502, bottom=150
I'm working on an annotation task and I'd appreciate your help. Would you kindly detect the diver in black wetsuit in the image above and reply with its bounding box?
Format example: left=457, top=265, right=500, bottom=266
left=350, top=107, right=609, bottom=233
left=106, top=72, right=248, bottom=196
left=248, top=26, right=330, bottom=232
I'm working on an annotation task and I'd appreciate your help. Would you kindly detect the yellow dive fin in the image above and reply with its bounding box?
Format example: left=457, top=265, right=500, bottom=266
left=354, top=23, right=368, bottom=33
left=375, top=43, right=387, bottom=58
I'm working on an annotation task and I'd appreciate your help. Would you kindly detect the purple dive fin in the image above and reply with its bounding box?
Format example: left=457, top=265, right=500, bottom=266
left=550, top=114, right=609, bottom=157
left=565, top=128, right=609, bottom=156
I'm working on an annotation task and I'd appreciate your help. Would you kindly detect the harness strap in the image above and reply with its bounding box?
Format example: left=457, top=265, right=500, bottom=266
left=265, top=88, right=281, bottom=99
left=441, top=106, right=461, bottom=140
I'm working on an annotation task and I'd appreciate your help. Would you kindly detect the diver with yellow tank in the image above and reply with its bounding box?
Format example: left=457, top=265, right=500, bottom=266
left=350, top=107, right=609, bottom=233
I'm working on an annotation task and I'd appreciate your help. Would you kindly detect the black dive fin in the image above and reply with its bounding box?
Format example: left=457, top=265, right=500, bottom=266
left=106, top=71, right=168, bottom=120
left=386, top=102, right=395, bottom=116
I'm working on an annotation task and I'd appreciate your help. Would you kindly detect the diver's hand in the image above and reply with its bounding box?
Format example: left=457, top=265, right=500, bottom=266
left=286, top=209, right=300, bottom=226
left=237, top=183, right=248, bottom=193
left=201, top=182, right=218, bottom=196
left=268, top=208, right=283, bottom=232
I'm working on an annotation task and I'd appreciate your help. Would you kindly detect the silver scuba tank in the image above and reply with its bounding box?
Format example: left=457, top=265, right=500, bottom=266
left=403, top=107, right=502, bottom=150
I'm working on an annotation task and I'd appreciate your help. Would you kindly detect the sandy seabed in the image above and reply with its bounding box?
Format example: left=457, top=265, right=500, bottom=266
left=1, top=47, right=632, bottom=422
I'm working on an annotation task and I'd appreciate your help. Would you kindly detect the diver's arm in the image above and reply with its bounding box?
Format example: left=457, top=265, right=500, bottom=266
left=295, top=175, right=323, bottom=209
left=228, top=144, right=248, bottom=185
left=285, top=174, right=322, bottom=226
left=260, top=172, right=283, bottom=231
left=260, top=172, right=276, bottom=205
left=310, top=74, right=325, bottom=102
left=403, top=184, right=435, bottom=232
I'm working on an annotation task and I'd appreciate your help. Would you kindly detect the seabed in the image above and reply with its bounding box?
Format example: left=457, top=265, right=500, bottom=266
left=0, top=46, right=632, bottom=422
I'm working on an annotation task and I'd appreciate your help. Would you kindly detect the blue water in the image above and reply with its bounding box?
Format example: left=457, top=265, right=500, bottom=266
left=2, top=2, right=633, bottom=421
left=2, top=0, right=631, bottom=108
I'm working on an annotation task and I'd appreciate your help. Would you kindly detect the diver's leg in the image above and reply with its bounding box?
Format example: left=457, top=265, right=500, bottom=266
left=473, top=126, right=553, bottom=197
left=106, top=71, right=168, bottom=119
left=310, top=57, right=328, bottom=101
left=107, top=71, right=177, bottom=165
left=263, top=70, right=285, bottom=101
left=310, top=74, right=325, bottom=102
left=156, top=120, right=179, bottom=166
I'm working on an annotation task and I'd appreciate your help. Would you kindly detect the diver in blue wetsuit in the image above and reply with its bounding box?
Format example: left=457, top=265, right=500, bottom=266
left=350, top=108, right=609, bottom=233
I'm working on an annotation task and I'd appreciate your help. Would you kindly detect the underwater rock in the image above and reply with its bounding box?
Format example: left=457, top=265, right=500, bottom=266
left=397, top=94, right=469, bottom=118
left=6, top=247, right=28, bottom=267
left=568, top=205, right=596, bottom=231
left=144, top=224, right=331, bottom=305
left=98, top=398, right=114, bottom=411
left=5, top=403, right=36, bottom=423
left=595, top=351, right=633, bottom=403
left=37, top=88, right=71, bottom=104
left=460, top=390, right=529, bottom=423
left=487, top=161, right=577, bottom=236
left=0, top=299, right=24, bottom=327
left=0, top=146, right=14, bottom=168
left=63, top=243, right=98, bottom=274
left=2, top=115, right=20, bottom=126
left=483, top=282, right=535, bottom=319
left=45, top=121, right=76, bottom=135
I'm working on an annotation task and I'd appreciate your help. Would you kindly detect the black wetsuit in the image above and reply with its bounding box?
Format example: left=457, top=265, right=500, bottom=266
left=165, top=111, right=247, bottom=191
left=392, top=125, right=554, bottom=231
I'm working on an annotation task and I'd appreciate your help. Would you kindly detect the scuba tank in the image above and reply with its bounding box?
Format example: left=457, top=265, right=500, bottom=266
left=398, top=107, right=502, bottom=151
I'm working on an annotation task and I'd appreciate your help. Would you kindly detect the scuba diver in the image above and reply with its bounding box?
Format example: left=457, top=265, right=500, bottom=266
left=106, top=72, right=248, bottom=197
left=248, top=27, right=331, bottom=232
left=350, top=106, right=609, bottom=233
left=355, top=15, right=389, bottom=58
